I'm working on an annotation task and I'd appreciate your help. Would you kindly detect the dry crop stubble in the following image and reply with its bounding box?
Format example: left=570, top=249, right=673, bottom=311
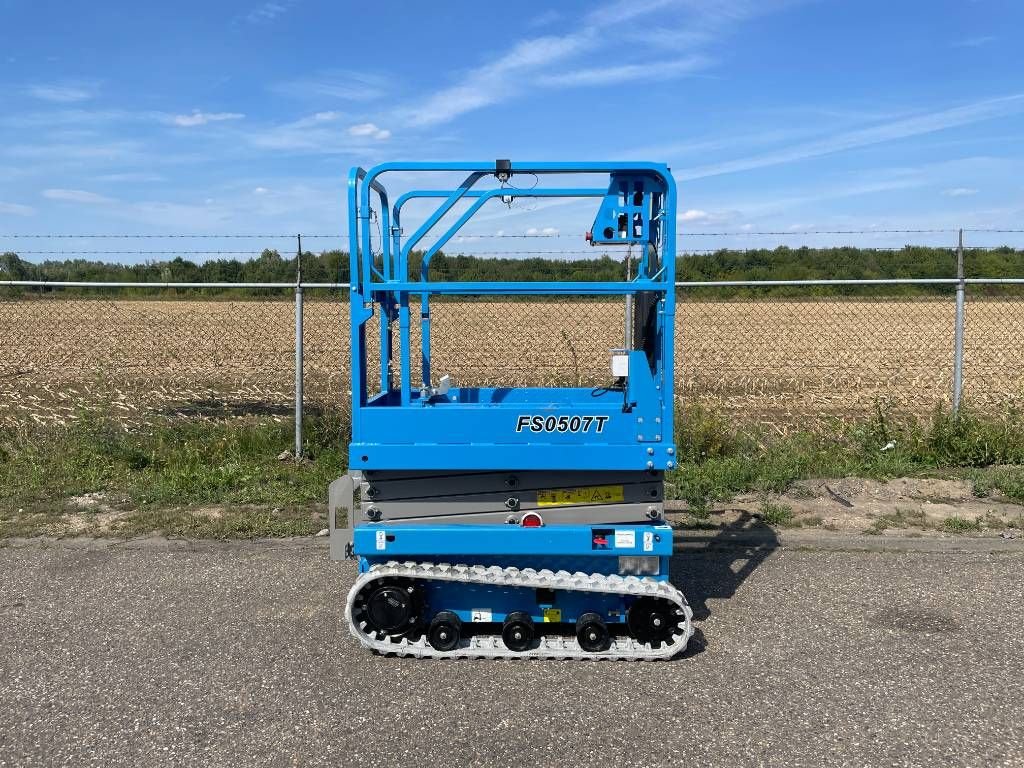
left=2, top=295, right=1022, bottom=427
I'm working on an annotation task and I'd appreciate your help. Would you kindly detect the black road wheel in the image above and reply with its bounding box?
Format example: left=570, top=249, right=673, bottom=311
left=576, top=612, right=611, bottom=653
left=627, top=597, right=682, bottom=647
left=355, top=579, right=423, bottom=638
left=427, top=611, right=462, bottom=652
left=501, top=611, right=535, bottom=652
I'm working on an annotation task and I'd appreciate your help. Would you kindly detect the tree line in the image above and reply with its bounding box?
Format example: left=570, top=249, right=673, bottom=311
left=2, top=245, right=1022, bottom=297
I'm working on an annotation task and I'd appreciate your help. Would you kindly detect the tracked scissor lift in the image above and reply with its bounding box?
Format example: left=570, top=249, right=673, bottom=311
left=328, top=161, right=692, bottom=660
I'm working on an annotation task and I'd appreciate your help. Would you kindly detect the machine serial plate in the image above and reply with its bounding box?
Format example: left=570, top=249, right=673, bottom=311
left=536, top=485, right=625, bottom=507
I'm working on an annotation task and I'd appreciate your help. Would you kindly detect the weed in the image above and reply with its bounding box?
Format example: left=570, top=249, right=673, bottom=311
left=981, top=511, right=1008, bottom=530
left=864, top=519, right=886, bottom=535
left=968, top=466, right=1024, bottom=503
left=5, top=401, right=1024, bottom=539
left=760, top=501, right=796, bottom=527
left=863, top=507, right=928, bottom=535
left=0, top=412, right=347, bottom=519
left=942, top=516, right=982, bottom=533
left=667, top=404, right=1024, bottom=511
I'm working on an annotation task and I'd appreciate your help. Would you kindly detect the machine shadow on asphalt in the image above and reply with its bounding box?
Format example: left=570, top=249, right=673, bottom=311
left=669, top=511, right=780, bottom=656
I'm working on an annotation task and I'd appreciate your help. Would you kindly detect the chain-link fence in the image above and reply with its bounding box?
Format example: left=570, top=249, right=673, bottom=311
left=678, top=293, right=958, bottom=423
left=963, top=290, right=1024, bottom=410
left=3, top=280, right=1023, bottom=434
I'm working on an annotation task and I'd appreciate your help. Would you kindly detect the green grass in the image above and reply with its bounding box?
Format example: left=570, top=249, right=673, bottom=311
left=669, top=402, right=1024, bottom=512
left=0, top=410, right=349, bottom=537
left=2, top=400, right=1024, bottom=538
left=968, top=466, right=1024, bottom=503
left=759, top=501, right=797, bottom=527
left=864, top=508, right=929, bottom=535
left=941, top=515, right=983, bottom=533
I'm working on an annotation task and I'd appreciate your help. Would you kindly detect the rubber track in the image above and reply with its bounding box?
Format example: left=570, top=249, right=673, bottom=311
left=345, top=560, right=694, bottom=661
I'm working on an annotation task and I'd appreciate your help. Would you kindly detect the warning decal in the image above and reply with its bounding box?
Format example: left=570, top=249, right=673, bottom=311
left=613, top=529, right=636, bottom=549
left=536, top=484, right=625, bottom=507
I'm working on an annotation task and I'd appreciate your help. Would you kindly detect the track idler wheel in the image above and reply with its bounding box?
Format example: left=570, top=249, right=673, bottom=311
left=357, top=579, right=423, bottom=639
left=427, top=611, right=462, bottom=652
left=627, top=596, right=683, bottom=648
left=576, top=612, right=611, bottom=652
left=501, top=611, right=535, bottom=652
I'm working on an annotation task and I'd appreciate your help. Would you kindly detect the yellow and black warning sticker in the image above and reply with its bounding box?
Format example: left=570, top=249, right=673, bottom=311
left=542, top=608, right=562, bottom=623
left=536, top=484, right=625, bottom=507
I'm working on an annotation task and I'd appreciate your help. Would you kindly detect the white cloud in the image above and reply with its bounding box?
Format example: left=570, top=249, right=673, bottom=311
left=271, top=70, right=388, bottom=102
left=247, top=112, right=400, bottom=153
left=538, top=55, right=710, bottom=87
left=583, top=0, right=678, bottom=27
left=348, top=122, right=391, bottom=140
left=307, top=111, right=341, bottom=124
left=529, top=9, right=562, bottom=27
left=0, top=201, right=34, bottom=216
left=3, top=139, right=161, bottom=168
left=678, top=209, right=737, bottom=225
left=943, top=187, right=978, bottom=197
left=952, top=35, right=995, bottom=48
left=243, top=0, right=294, bottom=24
left=253, top=186, right=269, bottom=195
left=525, top=226, right=560, bottom=236
left=397, top=0, right=780, bottom=129
left=26, top=82, right=98, bottom=103
left=402, top=32, right=592, bottom=128
left=95, top=172, right=164, bottom=183
left=676, top=93, right=1024, bottom=181
left=42, top=188, right=115, bottom=204
left=172, top=111, right=245, bottom=127
left=249, top=112, right=343, bottom=151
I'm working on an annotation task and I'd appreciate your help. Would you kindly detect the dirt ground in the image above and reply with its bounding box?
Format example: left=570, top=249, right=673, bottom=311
left=667, top=475, right=1024, bottom=536
left=6, top=474, right=1021, bottom=539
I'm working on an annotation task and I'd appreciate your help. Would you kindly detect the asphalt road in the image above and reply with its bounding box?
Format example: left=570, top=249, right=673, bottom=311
left=2, top=534, right=1023, bottom=768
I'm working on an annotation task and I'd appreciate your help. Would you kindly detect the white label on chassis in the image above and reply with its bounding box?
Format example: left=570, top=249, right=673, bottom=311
left=515, top=415, right=610, bottom=434
left=470, top=609, right=493, bottom=623
left=614, top=529, right=636, bottom=549
left=375, top=530, right=387, bottom=551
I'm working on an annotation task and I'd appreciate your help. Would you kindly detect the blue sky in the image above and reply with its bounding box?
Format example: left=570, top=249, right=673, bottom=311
left=1, top=0, right=1023, bottom=258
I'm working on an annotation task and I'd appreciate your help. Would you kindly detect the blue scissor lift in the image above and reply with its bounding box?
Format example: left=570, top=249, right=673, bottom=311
left=329, top=161, right=693, bottom=660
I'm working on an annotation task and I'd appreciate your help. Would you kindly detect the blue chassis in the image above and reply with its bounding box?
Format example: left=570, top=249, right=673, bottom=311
left=356, top=523, right=674, bottom=627
left=345, top=162, right=679, bottom=627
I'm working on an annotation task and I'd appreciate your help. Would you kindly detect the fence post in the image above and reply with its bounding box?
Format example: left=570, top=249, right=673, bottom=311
left=952, top=228, right=965, bottom=414
left=294, top=234, right=304, bottom=459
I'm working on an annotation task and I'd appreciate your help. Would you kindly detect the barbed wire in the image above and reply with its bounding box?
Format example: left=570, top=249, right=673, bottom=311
left=681, top=228, right=959, bottom=236
left=10, top=250, right=296, bottom=256
left=0, top=234, right=345, bottom=239
left=0, top=227, right=1007, bottom=240
left=5, top=246, right=1021, bottom=258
